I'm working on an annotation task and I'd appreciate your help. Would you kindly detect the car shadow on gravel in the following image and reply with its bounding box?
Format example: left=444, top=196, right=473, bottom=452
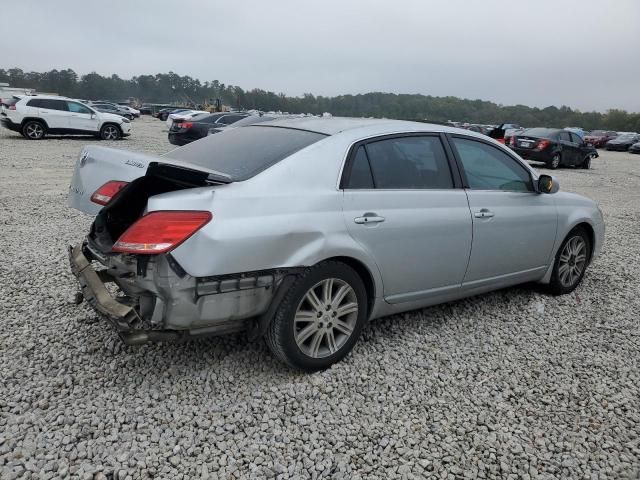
left=74, top=283, right=543, bottom=384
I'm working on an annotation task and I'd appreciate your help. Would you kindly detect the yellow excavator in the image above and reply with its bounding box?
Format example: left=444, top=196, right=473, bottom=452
left=204, top=98, right=229, bottom=113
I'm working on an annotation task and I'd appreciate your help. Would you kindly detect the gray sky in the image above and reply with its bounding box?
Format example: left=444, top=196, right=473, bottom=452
left=2, top=0, right=639, bottom=112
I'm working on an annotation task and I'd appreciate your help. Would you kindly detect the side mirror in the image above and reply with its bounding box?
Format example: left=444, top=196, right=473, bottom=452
left=90, top=113, right=96, bottom=119
left=538, top=175, right=559, bottom=194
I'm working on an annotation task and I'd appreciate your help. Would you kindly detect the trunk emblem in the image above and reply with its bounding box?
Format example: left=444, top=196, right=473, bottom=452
left=79, top=150, right=89, bottom=167
left=125, top=159, right=145, bottom=169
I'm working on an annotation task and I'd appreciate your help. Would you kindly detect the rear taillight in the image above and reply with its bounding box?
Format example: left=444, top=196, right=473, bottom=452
left=508, top=136, right=515, bottom=146
left=90, top=180, right=129, bottom=205
left=9, top=105, right=16, bottom=110
left=179, top=122, right=193, bottom=129
left=112, top=211, right=212, bottom=254
left=535, top=140, right=551, bottom=151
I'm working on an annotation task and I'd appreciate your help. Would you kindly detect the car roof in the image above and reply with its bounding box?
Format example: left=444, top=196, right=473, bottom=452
left=21, top=95, right=70, bottom=101
left=256, top=116, right=473, bottom=136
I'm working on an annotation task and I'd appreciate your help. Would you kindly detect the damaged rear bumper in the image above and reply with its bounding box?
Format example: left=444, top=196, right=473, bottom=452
left=68, top=242, right=295, bottom=344
left=69, top=244, right=184, bottom=344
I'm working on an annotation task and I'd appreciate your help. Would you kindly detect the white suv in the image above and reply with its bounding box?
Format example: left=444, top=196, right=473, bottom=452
left=0, top=95, right=132, bottom=140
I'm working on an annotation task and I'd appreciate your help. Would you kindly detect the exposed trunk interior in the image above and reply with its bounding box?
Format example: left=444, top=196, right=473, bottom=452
left=90, top=162, right=224, bottom=253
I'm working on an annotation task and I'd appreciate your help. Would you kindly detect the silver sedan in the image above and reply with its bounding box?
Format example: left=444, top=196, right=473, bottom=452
left=68, top=117, right=605, bottom=370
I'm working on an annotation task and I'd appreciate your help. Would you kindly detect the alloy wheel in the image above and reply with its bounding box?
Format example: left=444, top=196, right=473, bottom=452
left=26, top=123, right=44, bottom=139
left=103, top=126, right=119, bottom=140
left=551, top=154, right=560, bottom=169
left=558, top=236, right=587, bottom=288
left=293, top=278, right=359, bottom=359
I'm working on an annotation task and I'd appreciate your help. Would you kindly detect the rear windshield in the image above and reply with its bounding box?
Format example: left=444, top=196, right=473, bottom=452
left=521, top=128, right=559, bottom=139
left=589, top=130, right=606, bottom=136
left=165, top=125, right=327, bottom=181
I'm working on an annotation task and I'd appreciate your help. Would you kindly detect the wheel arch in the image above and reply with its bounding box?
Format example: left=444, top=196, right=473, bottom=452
left=21, top=117, right=49, bottom=130
left=101, top=122, right=123, bottom=134
left=571, top=221, right=595, bottom=263
left=318, top=255, right=377, bottom=318
left=540, top=218, right=598, bottom=284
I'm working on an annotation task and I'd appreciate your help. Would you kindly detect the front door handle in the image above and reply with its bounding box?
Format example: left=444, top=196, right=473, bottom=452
left=474, top=209, right=494, bottom=218
left=354, top=214, right=385, bottom=224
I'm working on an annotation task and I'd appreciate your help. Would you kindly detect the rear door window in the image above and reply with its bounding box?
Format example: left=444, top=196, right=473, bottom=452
left=363, top=136, right=453, bottom=189
left=165, top=125, right=327, bottom=181
left=569, top=132, right=583, bottom=145
left=344, top=146, right=374, bottom=189
left=558, top=131, right=571, bottom=142
left=28, top=99, right=68, bottom=111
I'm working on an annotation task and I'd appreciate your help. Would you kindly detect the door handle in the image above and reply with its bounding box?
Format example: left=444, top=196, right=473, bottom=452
left=354, top=214, right=385, bottom=224
left=474, top=209, right=494, bottom=218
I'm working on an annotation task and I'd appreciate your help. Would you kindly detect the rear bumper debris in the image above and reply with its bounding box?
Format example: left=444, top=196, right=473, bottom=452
left=68, top=244, right=182, bottom=344
left=69, top=244, right=141, bottom=329
left=68, top=242, right=292, bottom=344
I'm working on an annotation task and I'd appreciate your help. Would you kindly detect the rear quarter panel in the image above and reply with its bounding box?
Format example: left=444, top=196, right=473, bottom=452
left=166, top=134, right=385, bottom=295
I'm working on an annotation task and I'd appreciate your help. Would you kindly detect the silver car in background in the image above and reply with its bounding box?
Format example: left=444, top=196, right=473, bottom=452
left=68, top=118, right=604, bottom=371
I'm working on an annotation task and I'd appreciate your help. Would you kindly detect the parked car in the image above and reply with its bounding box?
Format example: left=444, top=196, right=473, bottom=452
left=166, top=110, right=209, bottom=128
left=117, top=105, right=141, bottom=118
left=138, top=105, right=153, bottom=115
left=1, top=95, right=131, bottom=140
left=155, top=108, right=190, bottom=121
left=91, top=103, right=135, bottom=120
left=508, top=128, right=598, bottom=169
left=67, top=118, right=604, bottom=370
left=206, top=115, right=280, bottom=136
left=583, top=130, right=618, bottom=148
left=488, top=123, right=522, bottom=143
left=605, top=134, right=640, bottom=151
left=629, top=142, right=640, bottom=154
left=168, top=113, right=249, bottom=145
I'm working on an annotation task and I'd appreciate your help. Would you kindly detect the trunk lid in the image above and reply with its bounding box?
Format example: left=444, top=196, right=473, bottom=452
left=68, top=145, right=231, bottom=215
left=512, top=135, right=541, bottom=149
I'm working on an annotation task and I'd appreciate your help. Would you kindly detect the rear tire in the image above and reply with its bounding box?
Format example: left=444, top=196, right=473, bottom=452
left=265, top=261, right=368, bottom=371
left=549, top=153, right=561, bottom=169
left=100, top=124, right=121, bottom=140
left=22, top=120, right=46, bottom=140
left=548, top=227, right=591, bottom=295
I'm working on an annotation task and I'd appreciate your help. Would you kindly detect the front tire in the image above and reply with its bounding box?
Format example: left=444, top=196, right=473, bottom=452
left=100, top=124, right=121, bottom=140
left=265, top=261, right=368, bottom=371
left=22, top=120, right=46, bottom=140
left=549, top=227, right=591, bottom=295
left=549, top=153, right=561, bottom=169
left=581, top=155, right=592, bottom=169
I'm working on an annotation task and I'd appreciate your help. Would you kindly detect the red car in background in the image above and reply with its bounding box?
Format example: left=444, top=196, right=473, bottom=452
left=584, top=130, right=618, bottom=148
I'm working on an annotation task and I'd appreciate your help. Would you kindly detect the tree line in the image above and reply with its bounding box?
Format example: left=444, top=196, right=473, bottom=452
left=2, top=67, right=639, bottom=131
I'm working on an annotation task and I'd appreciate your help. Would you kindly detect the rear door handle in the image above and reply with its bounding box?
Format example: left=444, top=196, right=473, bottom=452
left=474, top=209, right=494, bottom=218
left=354, top=214, right=385, bottom=224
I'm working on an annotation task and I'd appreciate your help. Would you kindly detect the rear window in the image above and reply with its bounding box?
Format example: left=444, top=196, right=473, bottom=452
left=165, top=125, right=327, bottom=181
left=522, top=128, right=559, bottom=139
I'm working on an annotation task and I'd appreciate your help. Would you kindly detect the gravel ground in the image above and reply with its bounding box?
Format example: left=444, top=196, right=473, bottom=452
left=1, top=118, right=639, bottom=479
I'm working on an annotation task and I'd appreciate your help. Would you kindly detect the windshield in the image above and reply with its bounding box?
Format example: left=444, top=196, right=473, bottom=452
left=521, top=128, right=559, bottom=138
left=165, top=125, right=327, bottom=181
left=616, top=134, right=635, bottom=140
left=588, top=130, right=606, bottom=136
